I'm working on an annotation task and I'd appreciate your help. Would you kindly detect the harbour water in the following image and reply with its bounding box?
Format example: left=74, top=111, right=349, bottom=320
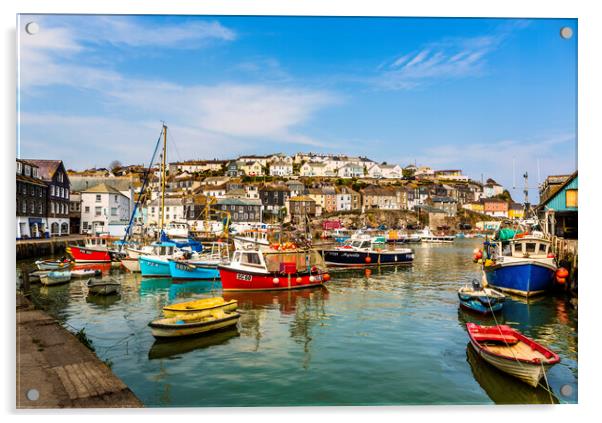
left=17, top=240, right=578, bottom=406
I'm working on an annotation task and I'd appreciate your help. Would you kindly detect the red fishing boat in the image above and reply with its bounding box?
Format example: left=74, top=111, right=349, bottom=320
left=218, top=248, right=330, bottom=291
left=466, top=323, right=560, bottom=387
left=66, top=235, right=118, bottom=263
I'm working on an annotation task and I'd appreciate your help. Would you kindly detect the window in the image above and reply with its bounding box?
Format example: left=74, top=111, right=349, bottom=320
left=241, top=252, right=261, bottom=265
left=17, top=162, right=22, bottom=174
left=525, top=243, right=536, bottom=254
left=115, top=195, right=118, bottom=201
left=50, top=185, right=55, bottom=196
left=82, top=222, right=88, bottom=230
left=24, top=165, right=31, bottom=176
left=38, top=204, right=43, bottom=214
left=66, top=191, right=69, bottom=200
left=96, top=194, right=101, bottom=202
left=85, top=206, right=90, bottom=213
left=22, top=201, right=26, bottom=213
left=33, top=168, right=38, bottom=178
left=111, top=207, right=117, bottom=216
left=95, top=206, right=102, bottom=216
left=566, top=189, right=578, bottom=208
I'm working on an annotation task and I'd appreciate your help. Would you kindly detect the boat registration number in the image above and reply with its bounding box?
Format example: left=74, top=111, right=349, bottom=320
left=236, top=273, right=252, bottom=281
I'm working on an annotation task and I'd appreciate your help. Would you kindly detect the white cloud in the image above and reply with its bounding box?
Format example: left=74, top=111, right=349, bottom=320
left=375, top=22, right=530, bottom=90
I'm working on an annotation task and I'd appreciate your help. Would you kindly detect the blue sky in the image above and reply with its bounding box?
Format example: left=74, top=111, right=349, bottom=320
left=18, top=15, right=577, bottom=200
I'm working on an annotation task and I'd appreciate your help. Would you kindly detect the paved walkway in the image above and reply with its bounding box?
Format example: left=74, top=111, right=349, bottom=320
left=16, top=293, right=142, bottom=408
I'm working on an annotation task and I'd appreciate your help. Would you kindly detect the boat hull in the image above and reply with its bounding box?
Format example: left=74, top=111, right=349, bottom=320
left=218, top=265, right=327, bottom=291
left=168, top=260, right=220, bottom=280
left=66, top=245, right=112, bottom=263
left=35, top=260, right=71, bottom=271
left=469, top=342, right=551, bottom=388
left=40, top=271, right=71, bottom=286
left=322, top=249, right=413, bottom=267
left=88, top=283, right=120, bottom=295
left=121, top=257, right=141, bottom=273
left=163, top=299, right=238, bottom=317
left=139, top=256, right=171, bottom=277
left=485, top=261, right=556, bottom=297
left=460, top=299, right=504, bottom=314
left=149, top=312, right=240, bottom=339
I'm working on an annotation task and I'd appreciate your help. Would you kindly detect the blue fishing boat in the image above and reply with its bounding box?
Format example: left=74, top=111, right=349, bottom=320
left=139, top=241, right=179, bottom=277
left=483, top=234, right=556, bottom=297
left=167, top=242, right=229, bottom=280
left=168, top=260, right=220, bottom=280
left=321, top=236, right=414, bottom=267
left=458, top=280, right=506, bottom=314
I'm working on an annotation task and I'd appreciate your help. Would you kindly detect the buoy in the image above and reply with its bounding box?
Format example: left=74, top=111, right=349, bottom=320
left=365, top=256, right=372, bottom=264
left=475, top=250, right=483, bottom=259
left=556, top=267, right=569, bottom=278
left=309, top=276, right=315, bottom=282
left=323, top=274, right=331, bottom=281
left=556, top=277, right=566, bottom=285
left=547, top=253, right=555, bottom=259
left=296, top=277, right=302, bottom=283
left=365, top=269, right=372, bottom=277
left=473, top=248, right=480, bottom=255
left=273, top=277, right=280, bottom=284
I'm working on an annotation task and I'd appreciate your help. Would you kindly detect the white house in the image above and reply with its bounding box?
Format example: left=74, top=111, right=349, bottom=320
left=337, top=163, right=365, bottom=178
left=380, top=164, right=402, bottom=178
left=300, top=162, right=328, bottom=177
left=80, top=183, right=130, bottom=235
left=269, top=160, right=294, bottom=177
left=146, top=197, right=186, bottom=225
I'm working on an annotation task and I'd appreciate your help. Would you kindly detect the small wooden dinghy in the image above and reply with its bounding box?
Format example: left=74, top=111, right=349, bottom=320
left=149, top=310, right=240, bottom=339
left=87, top=277, right=120, bottom=295
left=40, top=270, right=71, bottom=286
left=35, top=258, right=72, bottom=271
left=466, top=323, right=560, bottom=387
left=163, top=297, right=238, bottom=317
left=71, top=269, right=102, bottom=278
left=458, top=280, right=506, bottom=314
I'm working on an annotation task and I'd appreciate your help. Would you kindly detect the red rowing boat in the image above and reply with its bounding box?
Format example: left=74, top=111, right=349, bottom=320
left=466, top=323, right=560, bottom=387
left=218, top=249, right=330, bottom=291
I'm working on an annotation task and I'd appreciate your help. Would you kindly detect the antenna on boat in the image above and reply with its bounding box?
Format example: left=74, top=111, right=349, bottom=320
left=512, top=157, right=516, bottom=190
left=160, top=122, right=168, bottom=236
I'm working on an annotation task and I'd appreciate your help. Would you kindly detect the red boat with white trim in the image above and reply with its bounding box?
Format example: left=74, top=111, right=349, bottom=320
left=218, top=248, right=330, bottom=291
left=66, top=235, right=119, bottom=263
left=466, top=323, right=560, bottom=387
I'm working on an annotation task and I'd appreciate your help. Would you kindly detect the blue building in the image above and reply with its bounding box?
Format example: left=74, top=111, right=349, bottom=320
left=538, top=171, right=577, bottom=239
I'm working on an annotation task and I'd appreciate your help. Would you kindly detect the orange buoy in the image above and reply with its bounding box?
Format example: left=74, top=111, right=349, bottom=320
left=365, top=269, right=372, bottom=277
left=556, top=277, right=566, bottom=285
left=323, top=274, right=331, bottom=281
left=556, top=267, right=569, bottom=278
left=296, top=277, right=302, bottom=284
left=547, top=253, right=555, bottom=258
left=365, top=256, right=372, bottom=264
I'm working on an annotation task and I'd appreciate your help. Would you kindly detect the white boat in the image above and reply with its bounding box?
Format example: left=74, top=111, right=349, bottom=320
left=467, top=323, right=560, bottom=387
left=35, top=258, right=72, bottom=271
left=164, top=221, right=189, bottom=239
left=417, top=227, right=455, bottom=243
left=232, top=229, right=271, bottom=251
left=87, top=277, right=120, bottom=295
left=124, top=245, right=154, bottom=259
left=121, top=257, right=141, bottom=272
left=40, top=270, right=71, bottom=286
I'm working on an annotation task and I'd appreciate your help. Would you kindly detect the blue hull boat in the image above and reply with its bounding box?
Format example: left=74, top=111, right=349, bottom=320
left=458, top=282, right=506, bottom=315
left=140, top=256, right=171, bottom=277
left=168, top=260, right=220, bottom=280
left=484, top=261, right=555, bottom=297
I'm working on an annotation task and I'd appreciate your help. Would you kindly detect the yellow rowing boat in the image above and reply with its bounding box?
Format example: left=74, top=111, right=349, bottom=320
left=162, top=297, right=238, bottom=317
left=149, top=310, right=240, bottom=339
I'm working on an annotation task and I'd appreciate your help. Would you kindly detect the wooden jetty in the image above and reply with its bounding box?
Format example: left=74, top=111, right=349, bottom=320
left=16, top=235, right=86, bottom=260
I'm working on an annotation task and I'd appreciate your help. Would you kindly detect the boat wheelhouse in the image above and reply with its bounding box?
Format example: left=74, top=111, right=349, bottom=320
left=218, top=249, right=329, bottom=291
left=483, top=235, right=556, bottom=297
left=321, top=236, right=414, bottom=267
left=169, top=242, right=230, bottom=280
left=139, top=242, right=182, bottom=277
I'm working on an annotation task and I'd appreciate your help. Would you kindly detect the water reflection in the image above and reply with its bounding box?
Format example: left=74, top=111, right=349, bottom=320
left=148, top=328, right=239, bottom=360
left=86, top=293, right=122, bottom=308
left=466, top=343, right=558, bottom=404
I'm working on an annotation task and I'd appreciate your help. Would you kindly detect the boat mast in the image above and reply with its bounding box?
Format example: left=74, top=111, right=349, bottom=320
left=160, top=124, right=167, bottom=232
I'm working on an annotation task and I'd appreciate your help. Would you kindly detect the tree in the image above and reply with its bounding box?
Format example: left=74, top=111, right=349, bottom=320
left=109, top=160, right=122, bottom=171
left=402, top=168, right=415, bottom=178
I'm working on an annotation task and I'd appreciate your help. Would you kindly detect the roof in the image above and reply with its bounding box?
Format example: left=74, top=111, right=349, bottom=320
left=431, top=196, right=457, bottom=203
left=22, top=159, right=65, bottom=182
left=538, top=170, right=578, bottom=209
left=16, top=174, right=47, bottom=187
left=289, top=195, right=315, bottom=202
left=69, top=176, right=134, bottom=192
left=217, top=198, right=262, bottom=206
left=82, top=183, right=125, bottom=195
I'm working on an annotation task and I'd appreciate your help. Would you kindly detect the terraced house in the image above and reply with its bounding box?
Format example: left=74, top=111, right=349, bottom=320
left=16, top=159, right=47, bottom=239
